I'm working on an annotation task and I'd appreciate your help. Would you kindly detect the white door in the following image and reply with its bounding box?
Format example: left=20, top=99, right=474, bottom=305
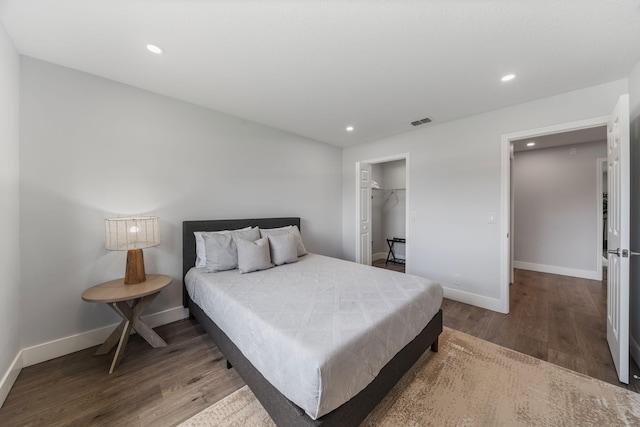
left=356, top=162, right=372, bottom=265
left=606, top=94, right=630, bottom=384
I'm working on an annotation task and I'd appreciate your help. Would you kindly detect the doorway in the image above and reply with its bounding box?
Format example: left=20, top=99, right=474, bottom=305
left=355, top=153, right=410, bottom=270
left=510, top=129, right=607, bottom=282
left=500, top=115, right=610, bottom=314
left=501, top=95, right=632, bottom=384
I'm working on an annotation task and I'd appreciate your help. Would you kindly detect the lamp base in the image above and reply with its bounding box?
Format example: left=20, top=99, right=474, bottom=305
left=125, top=249, right=146, bottom=284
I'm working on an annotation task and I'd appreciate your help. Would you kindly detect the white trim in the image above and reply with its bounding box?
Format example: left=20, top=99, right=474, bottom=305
left=513, top=261, right=600, bottom=280
left=501, top=116, right=609, bottom=314
left=596, top=157, right=606, bottom=281
left=355, top=161, right=364, bottom=264
left=0, top=351, right=22, bottom=408
left=355, top=152, right=410, bottom=268
left=359, top=153, right=411, bottom=166
left=21, top=306, right=188, bottom=367
left=500, top=134, right=511, bottom=314
left=502, top=116, right=609, bottom=142
left=372, top=252, right=388, bottom=261
left=510, top=144, right=515, bottom=285
left=443, top=287, right=503, bottom=313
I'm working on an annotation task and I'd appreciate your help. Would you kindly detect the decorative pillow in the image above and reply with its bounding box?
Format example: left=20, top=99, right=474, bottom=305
left=203, top=233, right=236, bottom=272
left=194, top=226, right=252, bottom=268
left=201, top=227, right=260, bottom=272
left=267, top=233, right=299, bottom=266
left=259, top=225, right=307, bottom=257
left=237, top=237, right=273, bottom=274
left=233, top=227, right=261, bottom=243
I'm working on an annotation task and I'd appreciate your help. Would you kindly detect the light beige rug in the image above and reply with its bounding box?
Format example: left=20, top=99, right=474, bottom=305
left=178, top=328, right=640, bottom=426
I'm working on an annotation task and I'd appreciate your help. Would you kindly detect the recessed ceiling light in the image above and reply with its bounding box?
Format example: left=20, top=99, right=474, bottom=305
left=501, top=74, right=516, bottom=82
left=146, top=44, right=164, bottom=54
left=526, top=142, right=536, bottom=147
left=346, top=126, right=354, bottom=132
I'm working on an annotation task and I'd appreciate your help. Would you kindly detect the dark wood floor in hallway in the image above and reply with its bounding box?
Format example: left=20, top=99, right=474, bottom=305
left=1, top=268, right=638, bottom=426
left=442, top=268, right=640, bottom=393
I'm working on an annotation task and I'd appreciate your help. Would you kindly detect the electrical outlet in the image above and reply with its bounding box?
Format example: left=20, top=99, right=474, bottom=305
left=453, top=273, right=462, bottom=285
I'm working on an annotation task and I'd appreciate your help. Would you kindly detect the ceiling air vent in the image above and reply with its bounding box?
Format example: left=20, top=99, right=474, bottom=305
left=411, top=117, right=432, bottom=127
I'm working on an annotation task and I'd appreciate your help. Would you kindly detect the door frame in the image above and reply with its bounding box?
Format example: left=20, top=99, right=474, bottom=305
left=597, top=157, right=607, bottom=275
left=355, top=152, right=410, bottom=266
left=500, top=116, right=609, bottom=313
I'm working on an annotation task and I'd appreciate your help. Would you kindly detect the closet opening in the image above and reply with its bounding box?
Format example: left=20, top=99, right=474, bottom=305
left=355, top=153, right=409, bottom=273
left=371, top=160, right=407, bottom=273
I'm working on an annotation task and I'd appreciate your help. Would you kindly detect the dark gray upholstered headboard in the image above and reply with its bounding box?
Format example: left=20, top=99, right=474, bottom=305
left=182, top=217, right=301, bottom=307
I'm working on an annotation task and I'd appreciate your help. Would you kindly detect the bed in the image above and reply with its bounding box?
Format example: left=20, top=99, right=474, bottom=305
left=182, top=217, right=443, bottom=426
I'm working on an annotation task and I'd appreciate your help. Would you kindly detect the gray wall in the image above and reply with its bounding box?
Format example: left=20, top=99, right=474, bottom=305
left=371, top=164, right=385, bottom=256
left=343, top=79, right=627, bottom=311
left=513, top=140, right=606, bottom=276
left=0, top=24, right=21, bottom=403
left=629, top=57, right=640, bottom=367
left=19, top=57, right=343, bottom=350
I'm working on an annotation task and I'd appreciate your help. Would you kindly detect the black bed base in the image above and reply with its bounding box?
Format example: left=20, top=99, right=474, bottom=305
left=189, top=297, right=442, bottom=427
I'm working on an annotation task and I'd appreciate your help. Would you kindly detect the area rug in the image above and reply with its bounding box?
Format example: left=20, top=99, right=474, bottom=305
left=177, top=328, right=640, bottom=426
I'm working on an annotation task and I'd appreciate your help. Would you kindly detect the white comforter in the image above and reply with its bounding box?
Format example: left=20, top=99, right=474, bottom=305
left=185, top=253, right=442, bottom=419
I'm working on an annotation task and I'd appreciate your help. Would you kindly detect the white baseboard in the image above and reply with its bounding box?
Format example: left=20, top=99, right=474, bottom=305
left=0, top=351, right=22, bottom=408
left=372, top=252, right=387, bottom=261
left=631, top=334, right=640, bottom=371
left=443, top=287, right=504, bottom=313
left=513, top=261, right=600, bottom=280
left=21, top=306, right=189, bottom=368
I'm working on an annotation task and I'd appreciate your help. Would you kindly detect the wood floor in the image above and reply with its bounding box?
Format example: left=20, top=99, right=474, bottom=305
left=0, top=319, right=245, bottom=427
left=372, top=258, right=405, bottom=273
left=1, top=268, right=638, bottom=426
left=443, top=268, right=640, bottom=394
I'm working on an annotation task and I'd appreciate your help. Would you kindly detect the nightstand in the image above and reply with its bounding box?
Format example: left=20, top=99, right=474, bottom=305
left=82, top=274, right=172, bottom=373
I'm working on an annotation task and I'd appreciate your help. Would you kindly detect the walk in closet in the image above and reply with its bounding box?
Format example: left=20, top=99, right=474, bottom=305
left=371, top=159, right=406, bottom=265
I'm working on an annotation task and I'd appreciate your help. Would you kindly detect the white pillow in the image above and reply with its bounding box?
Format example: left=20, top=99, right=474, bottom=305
left=237, top=237, right=273, bottom=274
left=267, top=233, right=298, bottom=266
left=194, top=226, right=253, bottom=268
left=201, top=228, right=260, bottom=272
left=203, top=233, right=237, bottom=272
left=259, top=225, right=307, bottom=257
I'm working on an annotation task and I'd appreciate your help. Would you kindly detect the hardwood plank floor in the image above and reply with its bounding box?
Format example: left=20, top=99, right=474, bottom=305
left=0, top=319, right=245, bottom=427
left=1, top=268, right=638, bottom=426
left=442, top=268, right=640, bottom=394
left=372, top=258, right=405, bottom=273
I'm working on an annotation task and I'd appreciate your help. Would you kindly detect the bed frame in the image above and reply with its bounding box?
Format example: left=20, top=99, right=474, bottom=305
left=183, top=217, right=443, bottom=427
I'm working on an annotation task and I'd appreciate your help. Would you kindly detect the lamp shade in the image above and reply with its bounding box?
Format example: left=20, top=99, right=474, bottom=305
left=105, top=216, right=160, bottom=251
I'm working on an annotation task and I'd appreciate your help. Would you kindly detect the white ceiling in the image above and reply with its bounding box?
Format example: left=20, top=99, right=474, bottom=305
left=512, top=126, right=607, bottom=152
left=1, top=1, right=640, bottom=148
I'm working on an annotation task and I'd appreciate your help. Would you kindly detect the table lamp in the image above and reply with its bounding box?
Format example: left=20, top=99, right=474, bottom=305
left=105, top=216, right=160, bottom=284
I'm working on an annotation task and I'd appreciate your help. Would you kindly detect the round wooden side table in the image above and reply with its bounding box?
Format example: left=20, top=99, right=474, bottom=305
left=82, top=274, right=172, bottom=373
